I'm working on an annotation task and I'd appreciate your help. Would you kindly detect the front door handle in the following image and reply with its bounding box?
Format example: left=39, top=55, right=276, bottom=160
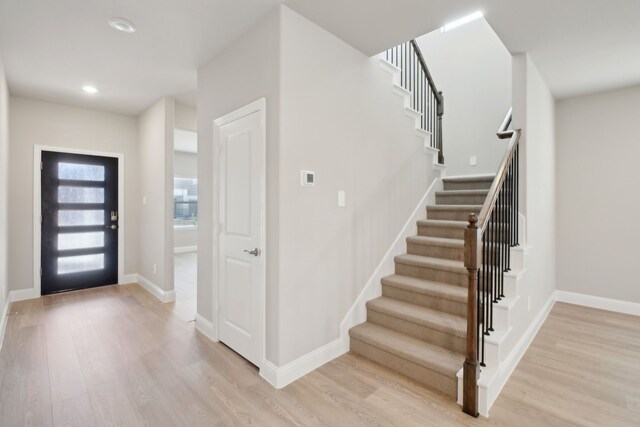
left=244, top=248, right=260, bottom=256
left=109, top=225, right=118, bottom=230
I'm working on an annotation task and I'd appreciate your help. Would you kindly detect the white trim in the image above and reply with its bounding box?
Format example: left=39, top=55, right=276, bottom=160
left=33, top=145, right=126, bottom=299
left=213, top=98, right=267, bottom=375
left=122, top=274, right=138, bottom=284
left=174, top=224, right=197, bottom=230
left=556, top=290, right=640, bottom=317
left=9, top=288, right=40, bottom=302
left=174, top=246, right=197, bottom=254
left=339, top=177, right=443, bottom=349
left=0, top=295, right=10, bottom=351
left=260, top=338, right=345, bottom=388
left=136, top=274, right=176, bottom=303
left=195, top=314, right=218, bottom=342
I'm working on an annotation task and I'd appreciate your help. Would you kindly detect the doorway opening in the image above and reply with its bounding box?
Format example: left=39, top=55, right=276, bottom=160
left=172, top=111, right=198, bottom=321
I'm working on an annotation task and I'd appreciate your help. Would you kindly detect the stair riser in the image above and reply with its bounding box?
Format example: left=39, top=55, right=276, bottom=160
left=367, top=310, right=465, bottom=354
left=407, top=242, right=464, bottom=261
left=418, top=225, right=465, bottom=240
left=427, top=208, right=481, bottom=222
left=382, top=285, right=467, bottom=317
left=350, top=338, right=457, bottom=398
left=443, top=180, right=493, bottom=191
left=436, top=194, right=488, bottom=205
left=395, top=263, right=467, bottom=287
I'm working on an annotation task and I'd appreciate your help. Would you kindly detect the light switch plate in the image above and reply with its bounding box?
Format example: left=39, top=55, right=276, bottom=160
left=470, top=156, right=477, bottom=166
left=337, top=191, right=346, bottom=207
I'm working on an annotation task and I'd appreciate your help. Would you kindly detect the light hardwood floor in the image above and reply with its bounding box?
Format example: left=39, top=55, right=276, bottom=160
left=0, top=284, right=638, bottom=426
left=170, top=252, right=197, bottom=322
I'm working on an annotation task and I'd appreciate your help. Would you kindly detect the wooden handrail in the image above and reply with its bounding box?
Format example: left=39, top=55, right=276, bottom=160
left=409, top=40, right=443, bottom=105
left=477, top=129, right=520, bottom=233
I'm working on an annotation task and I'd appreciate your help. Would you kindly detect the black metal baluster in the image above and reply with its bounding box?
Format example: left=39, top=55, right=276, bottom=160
left=515, top=144, right=519, bottom=246
left=500, top=186, right=506, bottom=298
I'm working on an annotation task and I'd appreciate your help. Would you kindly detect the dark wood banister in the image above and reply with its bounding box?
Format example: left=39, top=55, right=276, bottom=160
left=409, top=40, right=443, bottom=104
left=409, top=39, right=444, bottom=164
left=463, top=109, right=520, bottom=416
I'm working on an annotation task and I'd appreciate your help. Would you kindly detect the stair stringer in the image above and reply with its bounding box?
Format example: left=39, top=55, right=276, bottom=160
left=456, top=212, right=536, bottom=416
left=378, top=57, right=445, bottom=171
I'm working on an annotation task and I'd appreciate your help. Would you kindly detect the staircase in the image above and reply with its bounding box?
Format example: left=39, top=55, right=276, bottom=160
left=349, top=175, right=493, bottom=398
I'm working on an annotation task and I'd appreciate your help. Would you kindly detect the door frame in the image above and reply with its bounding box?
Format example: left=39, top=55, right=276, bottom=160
left=33, top=145, right=126, bottom=297
left=212, top=98, right=266, bottom=370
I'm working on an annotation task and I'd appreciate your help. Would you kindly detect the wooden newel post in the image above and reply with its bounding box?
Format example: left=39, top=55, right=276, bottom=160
left=463, top=213, right=479, bottom=417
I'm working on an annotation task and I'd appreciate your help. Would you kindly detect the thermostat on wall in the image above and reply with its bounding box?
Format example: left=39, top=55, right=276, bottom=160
left=300, top=170, right=315, bottom=187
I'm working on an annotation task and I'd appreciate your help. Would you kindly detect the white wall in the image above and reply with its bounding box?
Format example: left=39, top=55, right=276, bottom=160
left=0, top=60, right=9, bottom=306
left=197, top=9, right=281, bottom=358
left=8, top=97, right=140, bottom=292
left=277, top=7, right=438, bottom=365
left=138, top=97, right=175, bottom=291
left=174, top=151, right=197, bottom=178
left=175, top=103, right=197, bottom=132
left=416, top=19, right=512, bottom=177
left=556, top=85, right=640, bottom=303
left=512, top=53, right=556, bottom=320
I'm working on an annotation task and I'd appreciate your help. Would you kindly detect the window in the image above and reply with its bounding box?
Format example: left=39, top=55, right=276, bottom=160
left=174, top=177, right=198, bottom=228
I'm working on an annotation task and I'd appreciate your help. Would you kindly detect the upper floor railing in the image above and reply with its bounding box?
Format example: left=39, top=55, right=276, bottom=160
left=384, top=40, right=444, bottom=164
left=463, top=109, right=520, bottom=416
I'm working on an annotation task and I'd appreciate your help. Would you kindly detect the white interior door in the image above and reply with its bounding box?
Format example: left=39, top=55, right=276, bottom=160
left=216, top=100, right=265, bottom=367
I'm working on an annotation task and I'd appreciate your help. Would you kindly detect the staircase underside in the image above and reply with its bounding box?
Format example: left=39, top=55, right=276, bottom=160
left=349, top=175, right=493, bottom=398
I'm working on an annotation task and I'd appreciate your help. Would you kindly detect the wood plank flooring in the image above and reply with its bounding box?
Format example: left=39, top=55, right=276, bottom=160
left=0, top=284, right=638, bottom=426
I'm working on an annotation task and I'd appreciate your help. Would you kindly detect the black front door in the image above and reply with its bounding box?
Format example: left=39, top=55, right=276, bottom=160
left=41, top=151, right=119, bottom=294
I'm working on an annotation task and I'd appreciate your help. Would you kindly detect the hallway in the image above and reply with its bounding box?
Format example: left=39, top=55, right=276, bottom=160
left=0, top=284, right=638, bottom=426
left=171, top=252, right=197, bottom=322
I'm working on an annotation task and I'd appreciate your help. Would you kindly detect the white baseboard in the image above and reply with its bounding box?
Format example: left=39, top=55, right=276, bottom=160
left=121, top=274, right=138, bottom=284
left=0, top=295, right=10, bottom=351
left=175, top=246, right=197, bottom=254
left=556, top=290, right=640, bottom=316
left=260, top=337, right=345, bottom=389
left=9, top=288, right=39, bottom=302
left=136, top=274, right=176, bottom=303
left=195, top=313, right=217, bottom=342
left=339, top=177, right=442, bottom=343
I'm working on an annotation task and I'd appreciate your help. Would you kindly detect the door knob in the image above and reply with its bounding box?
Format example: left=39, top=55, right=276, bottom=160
left=110, top=225, right=118, bottom=230
left=244, top=248, right=260, bottom=256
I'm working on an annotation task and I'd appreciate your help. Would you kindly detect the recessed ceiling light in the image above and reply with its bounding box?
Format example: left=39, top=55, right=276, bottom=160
left=441, top=11, right=483, bottom=32
left=108, top=18, right=136, bottom=34
left=82, top=86, right=98, bottom=94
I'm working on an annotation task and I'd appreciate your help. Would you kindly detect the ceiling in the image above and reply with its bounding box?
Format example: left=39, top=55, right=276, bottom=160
left=285, top=0, right=640, bottom=99
left=0, top=0, right=283, bottom=115
left=1, top=0, right=639, bottom=115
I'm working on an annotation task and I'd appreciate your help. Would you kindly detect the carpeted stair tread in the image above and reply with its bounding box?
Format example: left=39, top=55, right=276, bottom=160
left=406, top=235, right=463, bottom=248
left=443, top=176, right=494, bottom=184
left=381, top=274, right=467, bottom=303
left=435, top=189, right=489, bottom=197
left=416, top=219, right=468, bottom=228
left=395, top=254, right=466, bottom=274
left=427, top=204, right=483, bottom=211
left=367, top=297, right=466, bottom=338
left=349, top=323, right=464, bottom=376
